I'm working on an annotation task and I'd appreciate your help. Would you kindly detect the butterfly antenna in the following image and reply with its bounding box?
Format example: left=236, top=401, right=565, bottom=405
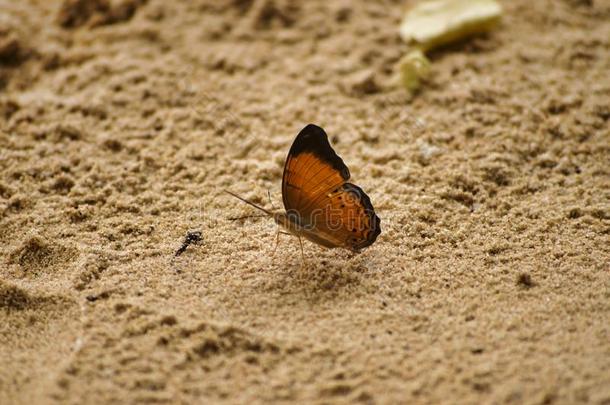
left=228, top=214, right=268, bottom=221
left=224, top=190, right=274, bottom=216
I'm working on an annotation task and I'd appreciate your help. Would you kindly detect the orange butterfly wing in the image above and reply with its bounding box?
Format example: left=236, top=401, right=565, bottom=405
left=281, top=124, right=381, bottom=251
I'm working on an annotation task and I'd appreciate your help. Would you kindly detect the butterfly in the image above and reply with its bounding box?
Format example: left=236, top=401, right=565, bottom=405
left=226, top=124, right=380, bottom=259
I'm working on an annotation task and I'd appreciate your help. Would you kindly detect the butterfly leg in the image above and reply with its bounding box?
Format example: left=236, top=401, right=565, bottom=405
left=298, top=236, right=306, bottom=268
left=267, top=189, right=277, bottom=210
left=271, top=228, right=281, bottom=257
left=271, top=229, right=290, bottom=258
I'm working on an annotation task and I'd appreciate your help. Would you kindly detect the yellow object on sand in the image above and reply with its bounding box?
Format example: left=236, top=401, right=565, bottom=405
left=397, top=49, right=431, bottom=93
left=396, top=0, right=502, bottom=92
left=400, top=0, right=502, bottom=51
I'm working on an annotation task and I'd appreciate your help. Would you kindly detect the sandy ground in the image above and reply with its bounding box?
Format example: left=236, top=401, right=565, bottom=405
left=1, top=0, right=609, bottom=404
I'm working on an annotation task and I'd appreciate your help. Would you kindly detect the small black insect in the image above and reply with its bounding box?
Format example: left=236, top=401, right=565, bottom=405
left=174, top=230, right=203, bottom=257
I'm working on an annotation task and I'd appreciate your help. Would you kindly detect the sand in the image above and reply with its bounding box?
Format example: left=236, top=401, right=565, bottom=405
left=1, top=0, right=609, bottom=404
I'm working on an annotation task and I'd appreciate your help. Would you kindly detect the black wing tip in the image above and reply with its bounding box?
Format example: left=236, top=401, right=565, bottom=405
left=301, top=123, right=324, bottom=133
left=295, top=123, right=328, bottom=144
left=290, top=124, right=350, bottom=181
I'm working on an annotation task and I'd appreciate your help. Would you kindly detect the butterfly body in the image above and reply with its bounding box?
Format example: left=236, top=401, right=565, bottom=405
left=272, top=211, right=348, bottom=250
left=227, top=124, right=380, bottom=254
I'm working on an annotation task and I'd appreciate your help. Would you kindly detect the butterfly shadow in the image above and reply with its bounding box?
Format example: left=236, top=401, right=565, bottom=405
left=263, top=251, right=369, bottom=303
